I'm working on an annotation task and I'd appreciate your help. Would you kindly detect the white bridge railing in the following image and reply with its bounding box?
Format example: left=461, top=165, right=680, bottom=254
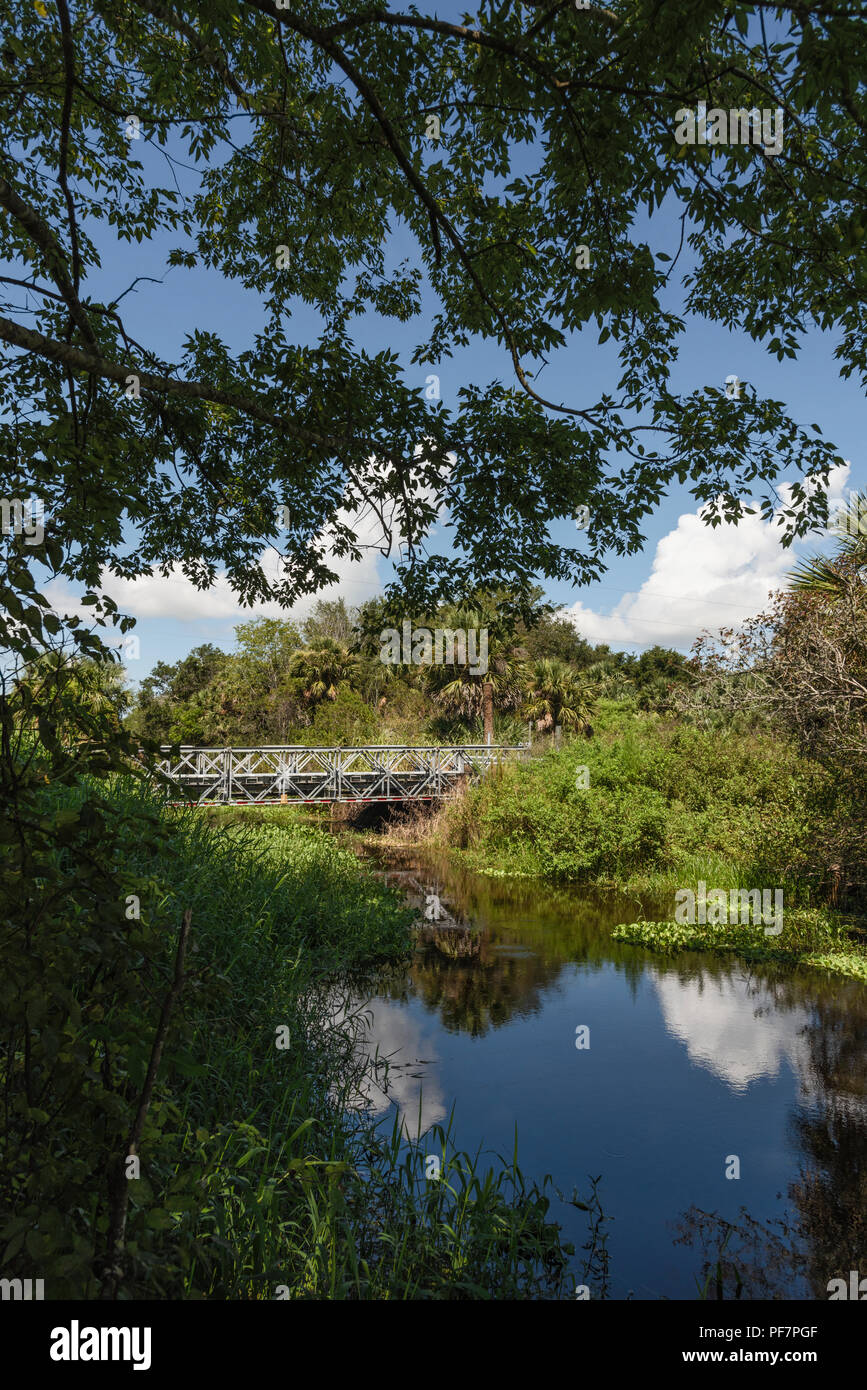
left=156, top=744, right=528, bottom=805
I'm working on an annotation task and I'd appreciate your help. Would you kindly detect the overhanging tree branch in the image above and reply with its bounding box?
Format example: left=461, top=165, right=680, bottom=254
left=0, top=175, right=97, bottom=349
left=242, top=0, right=604, bottom=423
left=0, top=312, right=359, bottom=449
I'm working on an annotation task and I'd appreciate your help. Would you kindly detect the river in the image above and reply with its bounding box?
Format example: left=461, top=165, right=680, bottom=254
left=346, top=846, right=867, bottom=1300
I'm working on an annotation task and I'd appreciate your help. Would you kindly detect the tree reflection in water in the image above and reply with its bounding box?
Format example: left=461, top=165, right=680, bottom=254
left=353, top=846, right=867, bottom=1297
left=674, top=971, right=867, bottom=1299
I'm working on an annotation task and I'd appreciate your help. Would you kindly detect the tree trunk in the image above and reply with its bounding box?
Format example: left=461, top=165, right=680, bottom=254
left=483, top=681, right=494, bottom=745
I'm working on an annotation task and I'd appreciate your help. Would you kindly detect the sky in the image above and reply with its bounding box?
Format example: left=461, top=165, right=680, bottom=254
left=30, top=29, right=865, bottom=684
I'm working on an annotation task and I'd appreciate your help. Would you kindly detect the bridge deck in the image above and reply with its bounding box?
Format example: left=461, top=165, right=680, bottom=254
left=157, top=744, right=527, bottom=805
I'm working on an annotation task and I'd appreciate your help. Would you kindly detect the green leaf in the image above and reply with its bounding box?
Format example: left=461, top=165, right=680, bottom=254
left=145, top=1209, right=175, bottom=1230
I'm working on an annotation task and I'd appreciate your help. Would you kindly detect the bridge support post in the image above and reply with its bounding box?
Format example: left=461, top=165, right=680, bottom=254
left=483, top=681, right=493, bottom=746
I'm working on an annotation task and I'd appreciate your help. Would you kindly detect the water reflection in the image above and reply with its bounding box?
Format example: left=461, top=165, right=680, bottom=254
left=349, top=847, right=867, bottom=1298
left=347, top=997, right=447, bottom=1139
left=653, top=971, right=813, bottom=1092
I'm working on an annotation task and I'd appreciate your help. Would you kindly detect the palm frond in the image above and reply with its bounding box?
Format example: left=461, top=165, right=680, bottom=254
left=790, top=490, right=867, bottom=595
left=788, top=555, right=849, bottom=595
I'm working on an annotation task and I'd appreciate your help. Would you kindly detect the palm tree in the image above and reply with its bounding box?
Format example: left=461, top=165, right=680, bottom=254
left=522, top=658, right=596, bottom=734
left=579, top=658, right=631, bottom=700
left=789, top=491, right=867, bottom=595
left=422, top=607, right=523, bottom=741
left=12, top=652, right=131, bottom=754
left=287, top=639, right=356, bottom=708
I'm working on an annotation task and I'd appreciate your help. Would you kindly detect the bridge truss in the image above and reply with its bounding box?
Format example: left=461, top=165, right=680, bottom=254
left=157, top=744, right=527, bottom=805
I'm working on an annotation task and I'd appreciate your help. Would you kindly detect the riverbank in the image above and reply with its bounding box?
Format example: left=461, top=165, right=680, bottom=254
left=13, top=781, right=578, bottom=1299
left=343, top=705, right=867, bottom=983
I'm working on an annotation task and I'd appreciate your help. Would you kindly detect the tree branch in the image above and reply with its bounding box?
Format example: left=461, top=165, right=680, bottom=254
left=0, top=312, right=362, bottom=449
left=243, top=0, right=602, bottom=423
left=0, top=174, right=96, bottom=348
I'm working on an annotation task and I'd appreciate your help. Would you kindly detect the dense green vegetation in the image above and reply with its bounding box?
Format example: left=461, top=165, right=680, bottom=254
left=432, top=705, right=835, bottom=889
left=355, top=510, right=867, bottom=983
left=125, top=594, right=692, bottom=748
left=400, top=698, right=867, bottom=981
left=1, top=776, right=580, bottom=1299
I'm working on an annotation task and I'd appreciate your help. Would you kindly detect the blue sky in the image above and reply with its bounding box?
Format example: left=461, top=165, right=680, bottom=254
left=35, top=74, right=864, bottom=683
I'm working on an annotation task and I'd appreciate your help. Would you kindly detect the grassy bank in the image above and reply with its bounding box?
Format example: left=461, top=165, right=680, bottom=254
left=4, top=781, right=578, bottom=1300
left=359, top=703, right=867, bottom=982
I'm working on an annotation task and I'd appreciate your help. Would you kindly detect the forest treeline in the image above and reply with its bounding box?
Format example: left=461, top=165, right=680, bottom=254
left=119, top=593, right=693, bottom=749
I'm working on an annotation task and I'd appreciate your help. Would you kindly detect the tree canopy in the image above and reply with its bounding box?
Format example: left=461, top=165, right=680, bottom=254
left=1, top=0, right=864, bottom=669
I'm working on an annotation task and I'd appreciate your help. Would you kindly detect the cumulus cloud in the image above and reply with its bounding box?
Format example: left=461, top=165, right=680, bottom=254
left=652, top=970, right=812, bottom=1093
left=566, top=464, right=853, bottom=649
left=44, top=507, right=387, bottom=627
left=43, top=461, right=857, bottom=652
left=334, top=996, right=447, bottom=1139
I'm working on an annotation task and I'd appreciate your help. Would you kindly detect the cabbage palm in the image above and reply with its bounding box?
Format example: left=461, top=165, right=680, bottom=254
left=789, top=491, right=867, bottom=596
left=523, top=659, right=596, bottom=733
left=287, top=640, right=356, bottom=707
left=422, top=608, right=523, bottom=737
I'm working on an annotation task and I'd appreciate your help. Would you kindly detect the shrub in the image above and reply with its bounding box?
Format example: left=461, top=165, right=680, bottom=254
left=435, top=704, right=851, bottom=899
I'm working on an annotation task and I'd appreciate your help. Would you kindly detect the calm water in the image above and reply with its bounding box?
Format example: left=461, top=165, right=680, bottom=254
left=349, top=849, right=867, bottom=1300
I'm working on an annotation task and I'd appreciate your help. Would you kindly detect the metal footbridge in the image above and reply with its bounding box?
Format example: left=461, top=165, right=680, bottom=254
left=157, top=744, right=527, bottom=805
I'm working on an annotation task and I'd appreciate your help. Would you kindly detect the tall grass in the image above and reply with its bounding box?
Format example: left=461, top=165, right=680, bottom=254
left=65, top=782, right=579, bottom=1298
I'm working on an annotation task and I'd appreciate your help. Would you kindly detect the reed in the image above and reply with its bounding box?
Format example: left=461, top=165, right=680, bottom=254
left=64, top=780, right=580, bottom=1298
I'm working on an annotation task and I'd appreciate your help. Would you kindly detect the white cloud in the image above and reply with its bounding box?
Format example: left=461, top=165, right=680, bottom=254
left=334, top=996, right=447, bottom=1139
left=566, top=464, right=853, bottom=649
left=44, top=507, right=387, bottom=627
left=43, top=462, right=857, bottom=651
left=652, top=969, right=812, bottom=1093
